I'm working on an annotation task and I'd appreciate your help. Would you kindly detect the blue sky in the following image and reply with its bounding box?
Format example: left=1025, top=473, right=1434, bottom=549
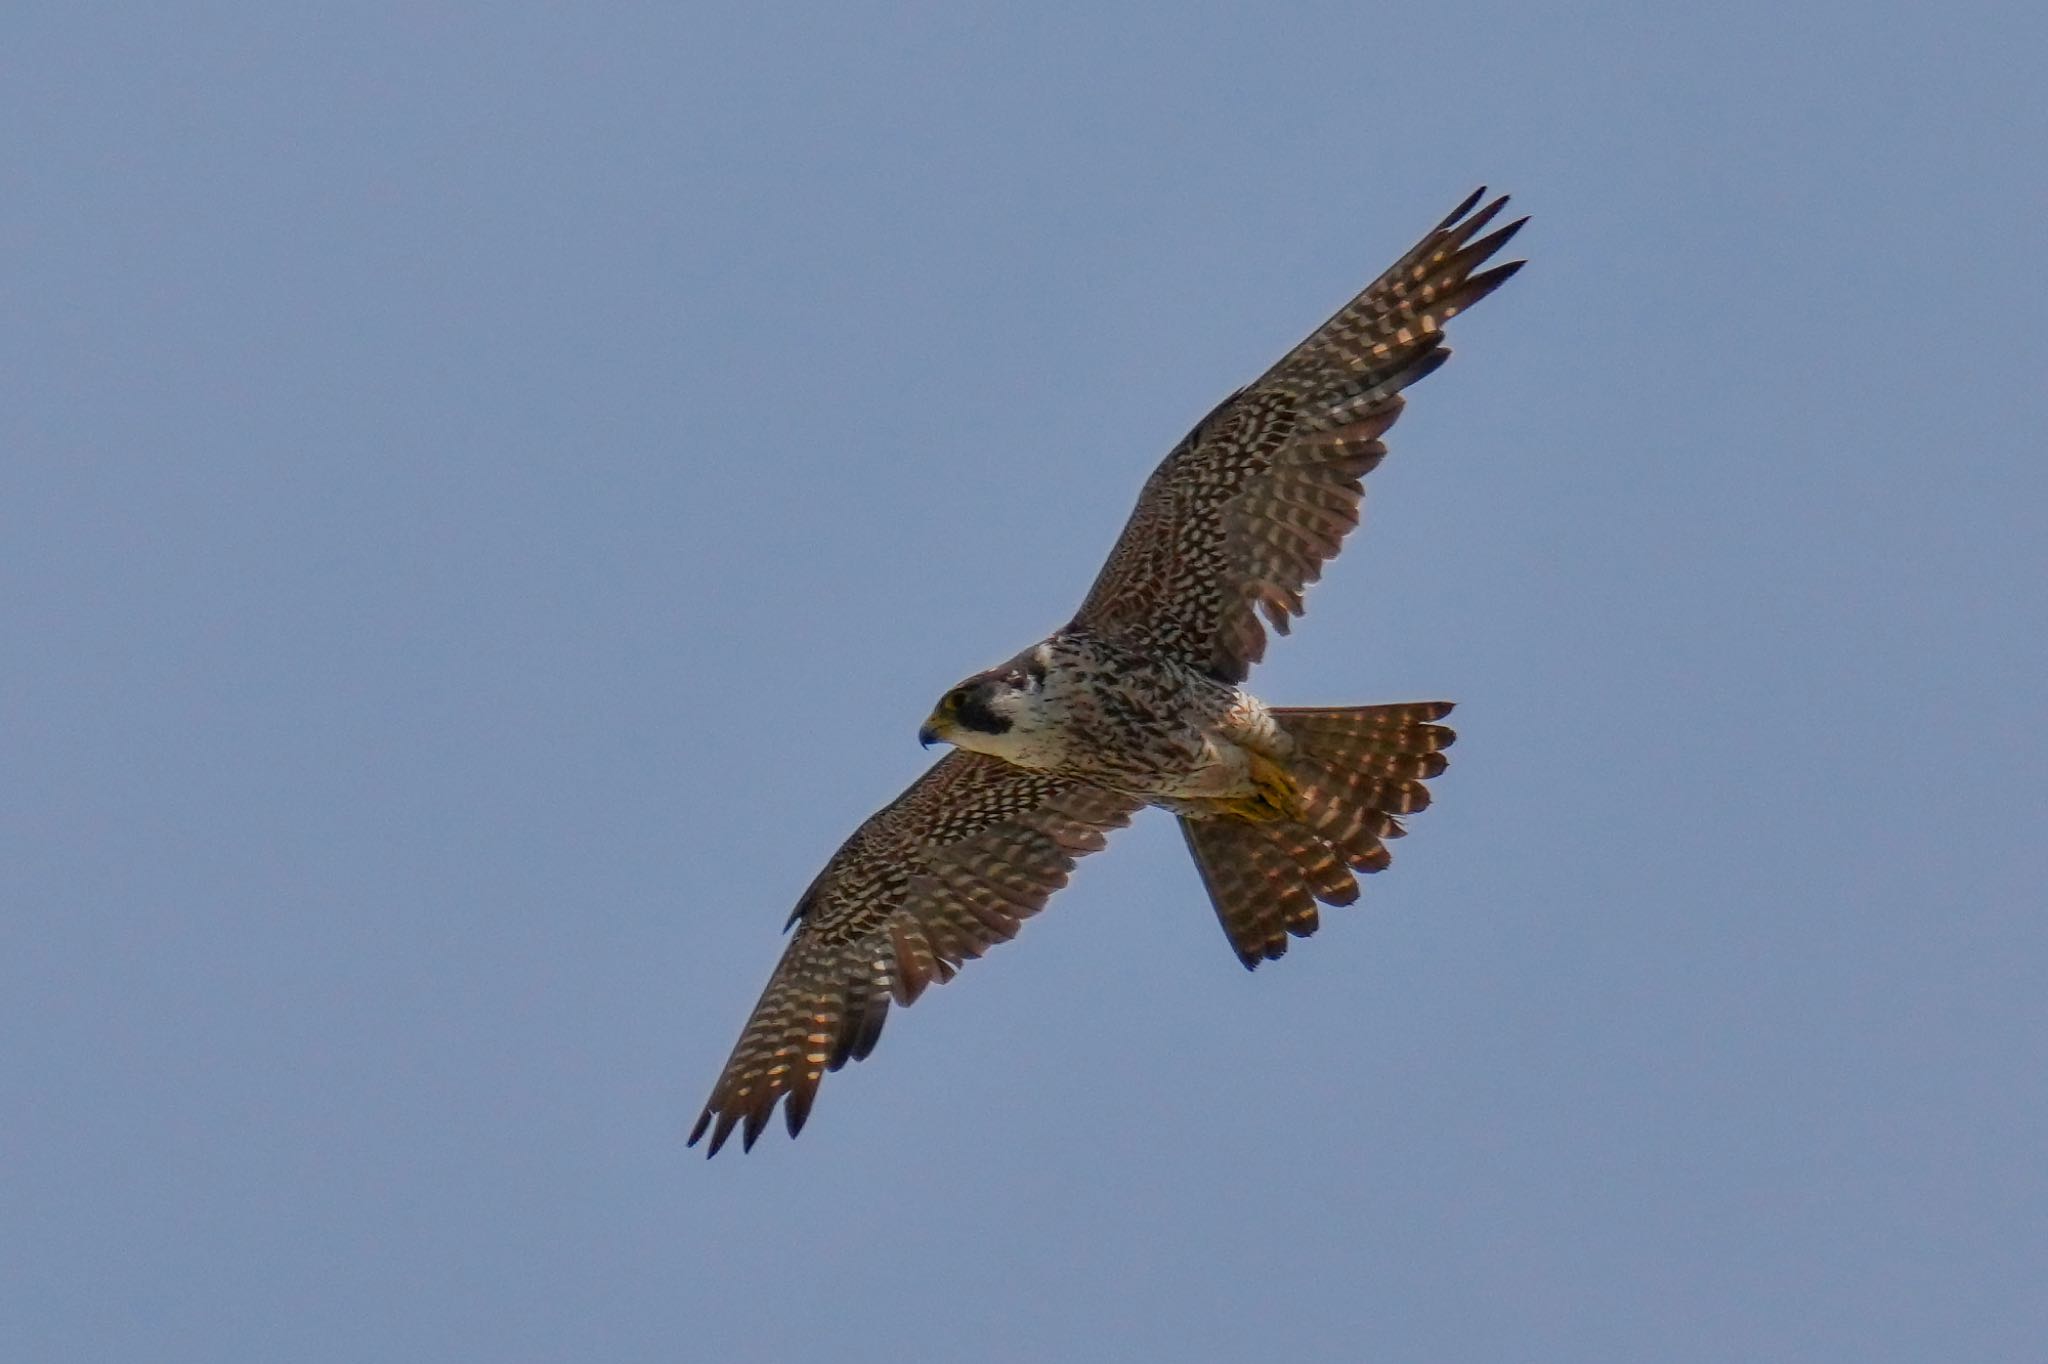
left=4, top=4, right=2043, bottom=1361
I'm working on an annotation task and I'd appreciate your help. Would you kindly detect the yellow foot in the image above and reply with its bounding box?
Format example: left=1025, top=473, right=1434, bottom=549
left=1219, top=752, right=1304, bottom=823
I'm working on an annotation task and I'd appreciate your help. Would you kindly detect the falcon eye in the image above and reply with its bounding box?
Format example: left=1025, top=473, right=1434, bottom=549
left=944, top=687, right=971, bottom=713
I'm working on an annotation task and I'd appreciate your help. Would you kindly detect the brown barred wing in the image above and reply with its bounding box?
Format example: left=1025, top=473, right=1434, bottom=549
left=688, top=752, right=1141, bottom=1156
left=1070, top=189, right=1525, bottom=683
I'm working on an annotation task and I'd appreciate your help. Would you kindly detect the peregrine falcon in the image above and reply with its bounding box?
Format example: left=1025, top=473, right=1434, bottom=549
left=691, top=188, right=1525, bottom=1155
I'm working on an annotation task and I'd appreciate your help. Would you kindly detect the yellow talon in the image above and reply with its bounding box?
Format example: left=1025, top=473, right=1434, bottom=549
left=1227, top=752, right=1303, bottom=823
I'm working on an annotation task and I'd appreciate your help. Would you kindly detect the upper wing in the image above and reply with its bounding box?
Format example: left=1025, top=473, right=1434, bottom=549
left=689, top=752, right=1141, bottom=1155
left=1070, top=189, right=1525, bottom=683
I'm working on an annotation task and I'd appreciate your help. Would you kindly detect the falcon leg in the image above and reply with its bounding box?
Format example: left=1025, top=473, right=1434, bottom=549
left=1217, top=751, right=1304, bottom=823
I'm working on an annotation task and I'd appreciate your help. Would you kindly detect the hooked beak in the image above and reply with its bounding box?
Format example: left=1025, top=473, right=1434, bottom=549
left=918, top=719, right=943, bottom=748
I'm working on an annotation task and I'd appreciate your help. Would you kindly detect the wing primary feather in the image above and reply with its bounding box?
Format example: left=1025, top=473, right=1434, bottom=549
left=1432, top=196, right=1510, bottom=261
left=1450, top=216, right=1529, bottom=274
left=1461, top=258, right=1527, bottom=300
left=741, top=1102, right=771, bottom=1152
left=843, top=985, right=890, bottom=1065
left=783, top=1082, right=816, bottom=1139
left=1432, top=185, right=1488, bottom=234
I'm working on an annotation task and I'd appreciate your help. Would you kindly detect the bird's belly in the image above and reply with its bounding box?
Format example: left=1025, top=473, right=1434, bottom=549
left=1149, top=735, right=1255, bottom=800
left=1031, top=642, right=1263, bottom=798
left=1059, top=720, right=1256, bottom=805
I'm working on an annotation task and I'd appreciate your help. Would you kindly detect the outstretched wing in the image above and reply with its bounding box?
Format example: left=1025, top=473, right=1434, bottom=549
left=690, top=752, right=1141, bottom=1155
left=1070, top=188, right=1525, bottom=683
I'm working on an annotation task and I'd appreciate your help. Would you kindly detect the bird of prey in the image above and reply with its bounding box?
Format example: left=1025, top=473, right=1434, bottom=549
left=691, top=188, right=1524, bottom=1155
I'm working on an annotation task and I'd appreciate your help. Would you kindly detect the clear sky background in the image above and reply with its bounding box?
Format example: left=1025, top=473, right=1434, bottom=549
left=5, top=5, right=2044, bottom=1361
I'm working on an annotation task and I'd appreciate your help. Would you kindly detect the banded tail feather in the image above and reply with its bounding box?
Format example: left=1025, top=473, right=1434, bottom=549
left=1180, top=701, right=1455, bottom=967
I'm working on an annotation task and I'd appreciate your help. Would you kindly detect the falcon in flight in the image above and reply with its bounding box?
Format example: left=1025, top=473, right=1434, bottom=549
left=691, top=188, right=1525, bottom=1155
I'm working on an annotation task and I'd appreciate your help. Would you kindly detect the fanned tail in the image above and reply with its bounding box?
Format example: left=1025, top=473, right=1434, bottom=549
left=1179, top=701, right=1455, bottom=968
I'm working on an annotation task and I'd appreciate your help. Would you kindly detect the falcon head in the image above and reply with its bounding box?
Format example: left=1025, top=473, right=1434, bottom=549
left=919, top=647, right=1053, bottom=758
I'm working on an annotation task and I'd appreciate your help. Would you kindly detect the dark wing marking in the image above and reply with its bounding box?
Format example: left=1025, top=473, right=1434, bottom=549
left=689, top=753, right=1140, bottom=1155
left=1070, top=188, right=1525, bottom=682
